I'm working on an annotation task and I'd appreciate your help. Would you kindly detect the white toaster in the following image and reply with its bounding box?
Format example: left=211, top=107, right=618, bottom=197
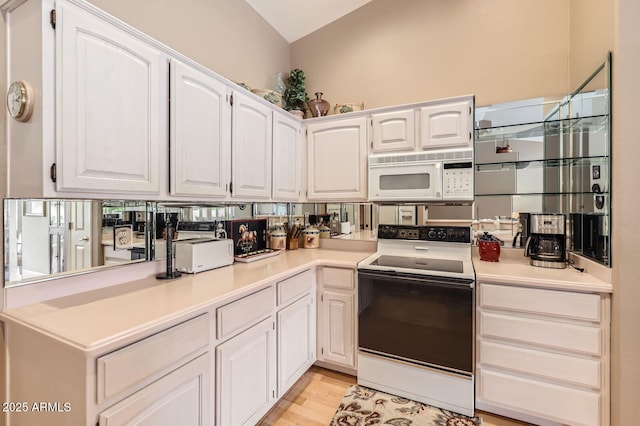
left=175, top=238, right=234, bottom=273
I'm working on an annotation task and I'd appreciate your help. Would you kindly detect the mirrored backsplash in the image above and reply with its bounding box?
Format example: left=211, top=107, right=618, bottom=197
left=3, top=200, right=391, bottom=288
left=4, top=200, right=153, bottom=286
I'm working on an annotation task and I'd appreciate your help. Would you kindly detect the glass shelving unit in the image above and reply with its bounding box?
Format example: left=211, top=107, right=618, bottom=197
left=474, top=53, right=611, bottom=266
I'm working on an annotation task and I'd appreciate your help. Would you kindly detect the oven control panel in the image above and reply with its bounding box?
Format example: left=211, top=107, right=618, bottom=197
left=377, top=224, right=471, bottom=243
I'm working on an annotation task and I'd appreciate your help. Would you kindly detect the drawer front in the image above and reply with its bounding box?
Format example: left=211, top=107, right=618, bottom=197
left=478, top=369, right=600, bottom=426
left=217, top=286, right=275, bottom=340
left=277, top=269, right=314, bottom=307
left=479, top=340, right=601, bottom=388
left=480, top=283, right=601, bottom=322
left=480, top=312, right=601, bottom=356
left=320, top=267, right=354, bottom=290
left=97, top=314, right=210, bottom=403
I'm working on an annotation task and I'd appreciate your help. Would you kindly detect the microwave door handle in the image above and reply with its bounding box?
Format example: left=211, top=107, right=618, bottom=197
left=414, top=247, right=429, bottom=251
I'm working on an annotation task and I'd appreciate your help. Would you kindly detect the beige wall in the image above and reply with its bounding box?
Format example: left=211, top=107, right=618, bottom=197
left=569, top=0, right=614, bottom=88
left=291, top=0, right=570, bottom=110
left=88, top=0, right=290, bottom=90
left=612, top=0, right=640, bottom=424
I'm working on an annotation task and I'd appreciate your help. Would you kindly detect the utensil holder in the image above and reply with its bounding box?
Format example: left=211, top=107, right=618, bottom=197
left=286, top=237, right=298, bottom=250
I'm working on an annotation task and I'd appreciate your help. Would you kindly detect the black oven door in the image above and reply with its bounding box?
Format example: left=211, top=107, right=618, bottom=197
left=358, top=270, right=474, bottom=374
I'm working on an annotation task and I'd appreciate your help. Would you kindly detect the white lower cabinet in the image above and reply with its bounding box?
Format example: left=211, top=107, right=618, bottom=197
left=476, top=282, right=610, bottom=426
left=277, top=294, right=316, bottom=396
left=216, top=316, right=276, bottom=426
left=317, top=267, right=357, bottom=371
left=99, top=353, right=211, bottom=426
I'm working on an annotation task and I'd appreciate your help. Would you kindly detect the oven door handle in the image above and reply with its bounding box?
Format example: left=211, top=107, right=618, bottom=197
left=358, top=269, right=399, bottom=276
left=358, top=270, right=474, bottom=290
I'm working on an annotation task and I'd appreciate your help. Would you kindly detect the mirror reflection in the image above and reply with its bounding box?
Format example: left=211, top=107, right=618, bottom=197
left=4, top=199, right=154, bottom=287
left=473, top=54, right=611, bottom=266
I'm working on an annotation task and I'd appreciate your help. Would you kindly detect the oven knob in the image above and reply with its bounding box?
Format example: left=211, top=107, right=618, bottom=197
left=427, top=230, right=436, bottom=239
left=437, top=230, right=446, bottom=239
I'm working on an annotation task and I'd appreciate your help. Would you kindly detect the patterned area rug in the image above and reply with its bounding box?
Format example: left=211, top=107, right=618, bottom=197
left=330, top=385, right=483, bottom=426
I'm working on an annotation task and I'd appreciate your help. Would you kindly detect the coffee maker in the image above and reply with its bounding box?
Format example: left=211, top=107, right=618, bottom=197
left=525, top=213, right=567, bottom=269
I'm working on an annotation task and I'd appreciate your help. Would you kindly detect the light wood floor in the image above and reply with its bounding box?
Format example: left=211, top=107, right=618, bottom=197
left=259, top=366, right=532, bottom=426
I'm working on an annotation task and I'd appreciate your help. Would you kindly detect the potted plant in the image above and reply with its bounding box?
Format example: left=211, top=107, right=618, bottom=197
left=283, top=68, right=309, bottom=118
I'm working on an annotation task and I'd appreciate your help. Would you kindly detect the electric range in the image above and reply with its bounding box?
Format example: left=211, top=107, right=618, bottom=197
left=357, top=224, right=476, bottom=417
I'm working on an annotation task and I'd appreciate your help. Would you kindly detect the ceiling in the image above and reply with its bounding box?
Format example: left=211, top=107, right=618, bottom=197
left=244, top=0, right=372, bottom=43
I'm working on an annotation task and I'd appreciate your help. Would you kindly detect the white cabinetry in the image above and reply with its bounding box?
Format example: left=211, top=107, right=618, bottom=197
left=476, top=282, right=610, bottom=426
left=277, top=294, right=315, bottom=395
left=371, top=108, right=415, bottom=152
left=4, top=0, right=168, bottom=198
left=369, top=96, right=473, bottom=154
left=276, top=269, right=316, bottom=395
left=420, top=99, right=473, bottom=149
left=317, top=266, right=356, bottom=372
left=215, top=286, right=276, bottom=426
left=272, top=111, right=303, bottom=201
left=306, top=116, right=368, bottom=201
left=217, top=317, right=276, bottom=426
left=2, top=312, right=212, bottom=426
left=56, top=0, right=166, bottom=195
left=98, top=353, right=210, bottom=426
left=170, top=59, right=231, bottom=198
left=231, top=90, right=273, bottom=200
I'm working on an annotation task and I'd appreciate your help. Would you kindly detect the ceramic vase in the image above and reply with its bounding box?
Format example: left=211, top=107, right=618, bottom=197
left=308, top=92, right=330, bottom=117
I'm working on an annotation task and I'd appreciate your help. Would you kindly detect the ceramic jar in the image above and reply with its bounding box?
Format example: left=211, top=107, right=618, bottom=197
left=302, top=225, right=320, bottom=248
left=269, top=227, right=287, bottom=250
left=308, top=92, right=330, bottom=117
left=318, top=223, right=331, bottom=239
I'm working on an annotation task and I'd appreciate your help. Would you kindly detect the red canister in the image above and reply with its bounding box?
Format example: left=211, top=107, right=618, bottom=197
left=478, top=232, right=501, bottom=262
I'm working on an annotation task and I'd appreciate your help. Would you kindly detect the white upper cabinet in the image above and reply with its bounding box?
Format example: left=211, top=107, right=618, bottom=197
left=170, top=59, right=231, bottom=198
left=306, top=116, right=368, bottom=201
left=420, top=99, right=473, bottom=149
left=231, top=91, right=273, bottom=200
left=370, top=96, right=474, bottom=154
left=272, top=111, right=302, bottom=201
left=56, top=0, right=166, bottom=194
left=371, top=108, right=416, bottom=153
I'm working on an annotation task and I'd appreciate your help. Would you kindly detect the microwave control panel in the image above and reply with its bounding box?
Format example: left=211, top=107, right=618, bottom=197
left=442, top=162, right=473, bottom=199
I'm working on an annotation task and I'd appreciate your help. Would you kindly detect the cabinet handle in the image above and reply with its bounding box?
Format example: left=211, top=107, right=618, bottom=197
left=50, top=163, right=57, bottom=183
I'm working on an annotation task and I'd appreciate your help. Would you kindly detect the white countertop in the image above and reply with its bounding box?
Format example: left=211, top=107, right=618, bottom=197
left=0, top=248, right=373, bottom=354
left=473, top=248, right=612, bottom=293
left=1, top=244, right=612, bottom=355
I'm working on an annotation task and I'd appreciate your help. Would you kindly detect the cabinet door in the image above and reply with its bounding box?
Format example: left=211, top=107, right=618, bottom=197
left=420, top=100, right=472, bottom=149
left=170, top=59, right=231, bottom=198
left=307, top=116, right=368, bottom=200
left=371, top=109, right=416, bottom=152
left=217, top=317, right=276, bottom=426
left=232, top=91, right=273, bottom=199
left=272, top=111, right=302, bottom=201
left=56, top=1, right=165, bottom=194
left=277, top=294, right=316, bottom=396
left=99, top=353, right=211, bottom=426
left=318, top=290, right=355, bottom=368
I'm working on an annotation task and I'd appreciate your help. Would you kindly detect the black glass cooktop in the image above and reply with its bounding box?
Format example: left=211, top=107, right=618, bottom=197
left=371, top=255, right=464, bottom=273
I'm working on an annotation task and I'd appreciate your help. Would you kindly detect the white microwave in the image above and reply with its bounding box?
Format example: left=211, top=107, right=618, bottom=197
left=368, top=150, right=474, bottom=202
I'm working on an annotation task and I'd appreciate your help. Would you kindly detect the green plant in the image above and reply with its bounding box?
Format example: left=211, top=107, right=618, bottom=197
left=283, top=69, right=309, bottom=111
